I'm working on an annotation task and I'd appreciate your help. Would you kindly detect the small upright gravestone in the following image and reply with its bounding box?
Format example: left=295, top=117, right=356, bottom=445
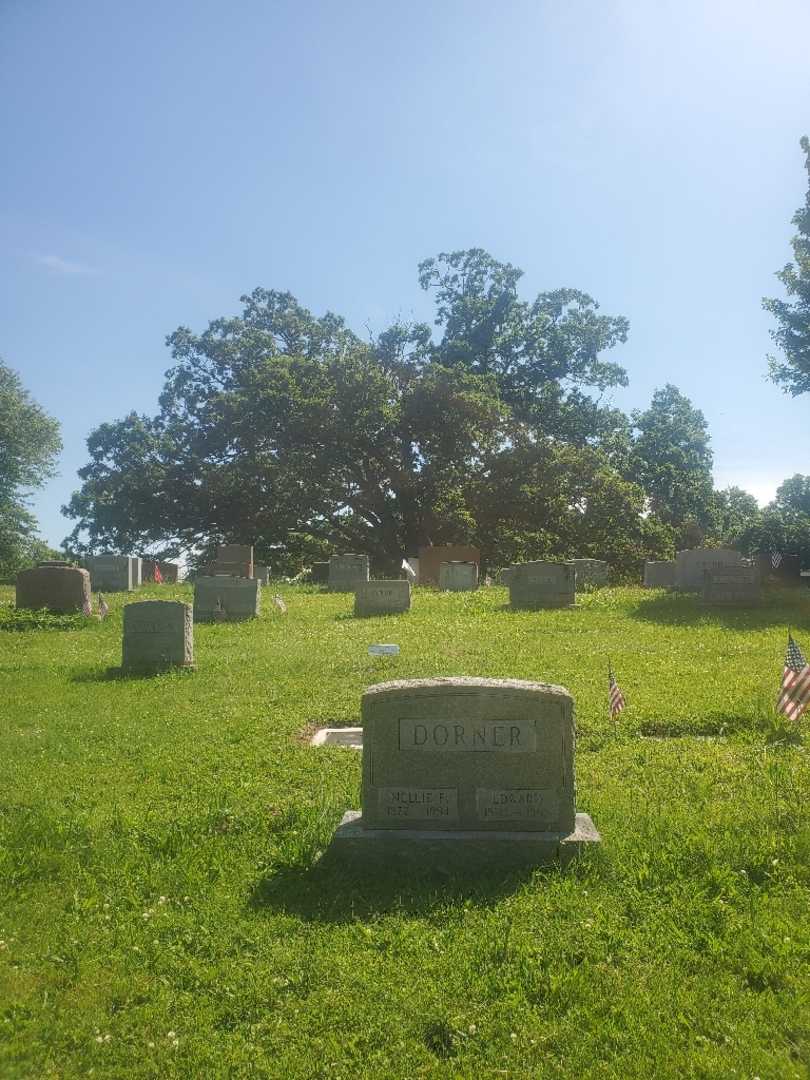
left=569, top=559, right=608, bottom=587
left=193, top=576, right=261, bottom=622
left=15, top=562, right=91, bottom=614
left=122, top=600, right=194, bottom=673
left=438, top=561, right=478, bottom=592
left=675, top=548, right=743, bottom=591
left=354, top=580, right=411, bottom=616
left=328, top=554, right=370, bottom=592
left=84, top=554, right=134, bottom=592
left=702, top=566, right=761, bottom=606
left=643, top=561, right=677, bottom=588
left=254, top=564, right=270, bottom=586
left=508, top=561, right=575, bottom=609
left=326, top=677, right=598, bottom=866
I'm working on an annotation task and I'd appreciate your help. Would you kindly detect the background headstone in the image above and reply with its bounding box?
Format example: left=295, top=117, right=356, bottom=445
left=193, top=576, right=261, bottom=621
left=84, top=554, right=134, bottom=591
left=254, top=564, right=270, bottom=585
left=756, top=553, right=802, bottom=586
left=15, top=562, right=91, bottom=614
left=675, top=548, right=743, bottom=591
left=328, top=554, right=370, bottom=592
left=326, top=677, right=598, bottom=865
left=206, top=544, right=254, bottom=578
left=643, top=560, right=677, bottom=588
left=569, top=558, right=608, bottom=587
left=355, top=580, right=411, bottom=616
left=702, top=565, right=762, bottom=606
left=417, top=545, right=480, bottom=587
left=438, top=560, right=478, bottom=592
left=508, top=561, right=575, bottom=609
left=122, top=600, right=194, bottom=672
left=130, top=556, right=142, bottom=588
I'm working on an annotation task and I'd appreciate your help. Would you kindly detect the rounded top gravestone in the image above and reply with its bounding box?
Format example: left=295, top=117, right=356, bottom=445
left=16, top=562, right=91, bottom=614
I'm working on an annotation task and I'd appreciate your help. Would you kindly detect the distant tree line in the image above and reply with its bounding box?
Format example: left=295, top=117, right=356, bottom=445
left=61, top=245, right=809, bottom=575
left=5, top=138, right=810, bottom=580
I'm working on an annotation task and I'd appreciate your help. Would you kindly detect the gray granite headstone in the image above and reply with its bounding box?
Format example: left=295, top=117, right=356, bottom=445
left=643, top=561, right=676, bottom=587
left=193, top=575, right=261, bottom=621
left=569, top=558, right=608, bottom=587
left=207, top=544, right=253, bottom=578
left=254, top=564, right=270, bottom=586
left=130, top=557, right=142, bottom=588
left=675, top=547, right=743, bottom=591
left=354, top=579, right=411, bottom=616
left=122, top=600, right=194, bottom=672
left=328, top=554, right=370, bottom=592
left=438, top=561, right=478, bottom=592
left=508, top=561, right=575, bottom=609
left=326, top=677, right=598, bottom=866
left=15, top=562, right=91, bottom=614
left=702, top=565, right=761, bottom=606
left=84, top=554, right=133, bottom=592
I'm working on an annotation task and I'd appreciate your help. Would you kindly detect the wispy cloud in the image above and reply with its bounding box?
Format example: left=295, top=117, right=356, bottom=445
left=30, top=253, right=96, bottom=276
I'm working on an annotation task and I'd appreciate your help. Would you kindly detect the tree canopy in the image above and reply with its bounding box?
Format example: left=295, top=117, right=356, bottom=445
left=765, top=136, right=810, bottom=396
left=0, top=359, right=62, bottom=579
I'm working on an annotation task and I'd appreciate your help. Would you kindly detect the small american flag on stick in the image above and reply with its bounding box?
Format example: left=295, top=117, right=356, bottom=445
left=153, top=563, right=163, bottom=584
left=771, top=552, right=783, bottom=569
left=98, top=595, right=110, bottom=620
left=776, top=632, right=810, bottom=722
left=609, top=664, right=626, bottom=720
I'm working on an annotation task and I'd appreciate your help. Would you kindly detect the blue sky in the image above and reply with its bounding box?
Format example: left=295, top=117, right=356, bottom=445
left=2, top=0, right=809, bottom=547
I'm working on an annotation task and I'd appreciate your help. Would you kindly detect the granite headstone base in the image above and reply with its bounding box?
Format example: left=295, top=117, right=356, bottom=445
left=323, top=810, right=600, bottom=868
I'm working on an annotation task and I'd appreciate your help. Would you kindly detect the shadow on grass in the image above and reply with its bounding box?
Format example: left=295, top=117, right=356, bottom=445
left=629, top=589, right=810, bottom=629
left=70, top=665, right=196, bottom=684
left=248, top=857, right=564, bottom=923
left=0, top=612, right=93, bottom=632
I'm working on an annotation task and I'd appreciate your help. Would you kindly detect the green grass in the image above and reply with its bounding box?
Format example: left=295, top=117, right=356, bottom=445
left=2, top=582, right=810, bottom=1078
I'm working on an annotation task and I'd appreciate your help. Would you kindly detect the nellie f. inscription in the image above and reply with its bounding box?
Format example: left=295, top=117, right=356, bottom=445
left=378, top=787, right=458, bottom=821
left=398, top=718, right=536, bottom=752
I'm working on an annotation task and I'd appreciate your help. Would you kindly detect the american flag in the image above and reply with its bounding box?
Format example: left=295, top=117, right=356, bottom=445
left=401, top=559, right=416, bottom=582
left=776, top=633, right=810, bottom=722
left=609, top=666, right=626, bottom=719
left=82, top=595, right=93, bottom=617
left=771, top=552, right=783, bottom=569
left=153, top=563, right=163, bottom=584
left=98, top=594, right=110, bottom=620
left=272, top=595, right=287, bottom=613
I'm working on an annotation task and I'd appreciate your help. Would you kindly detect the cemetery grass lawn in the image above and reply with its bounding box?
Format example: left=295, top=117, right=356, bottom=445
left=2, top=583, right=810, bottom=1079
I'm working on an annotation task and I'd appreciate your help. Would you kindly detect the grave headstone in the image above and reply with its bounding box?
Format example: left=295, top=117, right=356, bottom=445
left=643, top=561, right=677, bottom=588
left=15, top=562, right=91, bottom=614
left=569, top=558, right=608, bottom=587
left=354, top=579, right=411, bottom=616
left=508, top=561, right=575, bottom=609
left=702, top=565, right=762, bottom=606
left=438, top=560, right=478, bottom=592
left=84, top=554, right=134, bottom=591
left=418, top=545, right=480, bottom=587
left=254, top=564, right=270, bottom=585
left=121, top=600, right=194, bottom=672
left=675, top=547, right=743, bottom=591
left=207, top=543, right=253, bottom=578
left=130, top=557, right=142, bottom=588
left=328, top=554, right=370, bottom=592
left=310, top=562, right=330, bottom=585
left=326, top=677, right=599, bottom=866
left=193, top=575, right=261, bottom=621
left=756, top=553, right=802, bottom=586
